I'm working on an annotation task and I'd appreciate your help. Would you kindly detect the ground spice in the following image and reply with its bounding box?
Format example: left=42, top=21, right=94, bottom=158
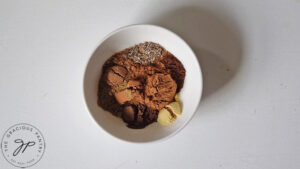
left=97, top=42, right=186, bottom=129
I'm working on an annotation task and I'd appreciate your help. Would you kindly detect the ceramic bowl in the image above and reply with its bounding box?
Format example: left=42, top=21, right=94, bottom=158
left=83, top=24, right=202, bottom=143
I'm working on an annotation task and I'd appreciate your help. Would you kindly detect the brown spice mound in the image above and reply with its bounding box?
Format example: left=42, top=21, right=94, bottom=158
left=98, top=42, right=186, bottom=129
left=145, top=73, right=177, bottom=110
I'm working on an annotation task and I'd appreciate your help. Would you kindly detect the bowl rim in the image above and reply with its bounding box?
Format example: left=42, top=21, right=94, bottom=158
left=82, top=24, right=203, bottom=144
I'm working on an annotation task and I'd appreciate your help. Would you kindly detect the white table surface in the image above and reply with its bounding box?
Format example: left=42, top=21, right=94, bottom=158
left=1, top=0, right=300, bottom=168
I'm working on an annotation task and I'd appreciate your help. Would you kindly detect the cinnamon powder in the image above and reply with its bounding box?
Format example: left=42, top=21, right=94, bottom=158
left=97, top=42, right=186, bottom=129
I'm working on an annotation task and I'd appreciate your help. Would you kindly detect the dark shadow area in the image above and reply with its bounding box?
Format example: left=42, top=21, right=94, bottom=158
left=146, top=6, right=243, bottom=99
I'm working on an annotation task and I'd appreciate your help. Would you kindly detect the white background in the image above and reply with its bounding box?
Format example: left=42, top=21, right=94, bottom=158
left=1, top=0, right=300, bottom=168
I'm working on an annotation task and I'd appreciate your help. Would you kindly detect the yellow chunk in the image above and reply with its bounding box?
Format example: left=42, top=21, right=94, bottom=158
left=157, top=108, right=176, bottom=126
left=175, top=93, right=180, bottom=102
left=165, top=101, right=182, bottom=117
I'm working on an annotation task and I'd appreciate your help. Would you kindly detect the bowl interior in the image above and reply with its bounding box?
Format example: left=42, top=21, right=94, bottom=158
left=84, top=25, right=202, bottom=143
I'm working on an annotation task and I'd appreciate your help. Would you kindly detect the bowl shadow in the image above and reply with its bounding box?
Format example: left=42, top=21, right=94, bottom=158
left=145, top=6, right=243, bottom=100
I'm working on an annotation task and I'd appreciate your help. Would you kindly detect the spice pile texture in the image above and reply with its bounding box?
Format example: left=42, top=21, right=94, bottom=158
left=97, top=42, right=186, bottom=129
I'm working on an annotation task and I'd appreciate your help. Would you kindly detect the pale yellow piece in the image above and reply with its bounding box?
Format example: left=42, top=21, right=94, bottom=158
left=165, top=101, right=182, bottom=117
left=157, top=108, right=176, bottom=126
left=175, top=93, right=180, bottom=102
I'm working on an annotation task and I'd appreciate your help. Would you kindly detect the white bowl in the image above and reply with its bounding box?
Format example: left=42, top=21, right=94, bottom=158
left=83, top=24, right=202, bottom=143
